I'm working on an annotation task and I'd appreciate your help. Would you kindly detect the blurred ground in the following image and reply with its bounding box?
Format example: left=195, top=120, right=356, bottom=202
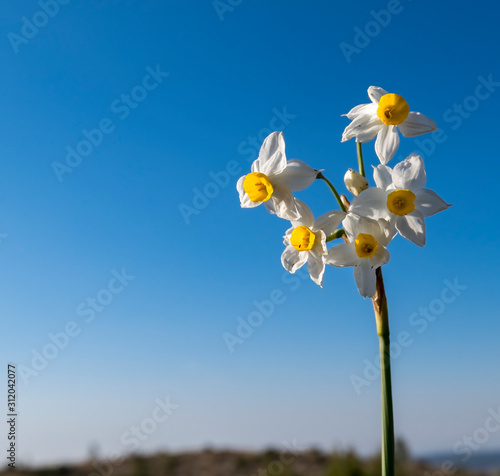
left=4, top=446, right=499, bottom=476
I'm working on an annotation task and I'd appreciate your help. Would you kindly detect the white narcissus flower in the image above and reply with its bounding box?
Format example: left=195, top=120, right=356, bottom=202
left=325, top=214, right=392, bottom=298
left=349, top=154, right=451, bottom=247
left=237, top=131, right=320, bottom=221
left=281, top=200, right=345, bottom=287
left=342, top=86, right=438, bottom=164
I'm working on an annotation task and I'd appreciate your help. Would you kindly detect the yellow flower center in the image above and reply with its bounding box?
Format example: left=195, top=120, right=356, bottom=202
left=290, top=226, right=316, bottom=251
left=386, top=189, right=416, bottom=216
left=354, top=233, right=379, bottom=258
left=242, top=172, right=274, bottom=203
left=376, top=93, right=410, bottom=125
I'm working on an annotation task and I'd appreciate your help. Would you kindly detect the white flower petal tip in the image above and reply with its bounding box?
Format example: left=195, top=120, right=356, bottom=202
left=396, top=211, right=426, bottom=247
left=392, top=154, right=426, bottom=190
left=375, top=125, right=400, bottom=164
left=354, top=262, right=377, bottom=298
left=272, top=159, right=321, bottom=192
left=255, top=131, right=287, bottom=176
left=281, top=245, right=308, bottom=274
left=341, top=104, right=382, bottom=144
left=398, top=112, right=438, bottom=138
left=291, top=199, right=315, bottom=228
left=307, top=251, right=325, bottom=287
left=372, top=164, right=393, bottom=190
left=368, top=86, right=389, bottom=103
left=416, top=189, right=452, bottom=217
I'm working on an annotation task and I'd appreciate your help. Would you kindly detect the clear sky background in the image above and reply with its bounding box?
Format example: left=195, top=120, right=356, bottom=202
left=1, top=0, right=500, bottom=467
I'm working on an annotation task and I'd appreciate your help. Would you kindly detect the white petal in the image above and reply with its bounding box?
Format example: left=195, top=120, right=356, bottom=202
left=344, top=102, right=374, bottom=119
left=368, top=86, right=389, bottom=104
left=282, top=226, right=293, bottom=246
left=307, top=250, right=325, bottom=287
left=415, top=189, right=452, bottom=217
left=237, top=175, right=261, bottom=208
left=341, top=213, right=361, bottom=242
left=392, top=154, right=426, bottom=190
left=359, top=216, right=389, bottom=243
left=369, top=246, right=390, bottom=269
left=264, top=198, right=276, bottom=215
left=256, top=132, right=287, bottom=177
left=313, top=210, right=346, bottom=236
left=354, top=260, right=377, bottom=298
left=272, top=159, right=319, bottom=191
left=349, top=188, right=389, bottom=221
left=291, top=199, right=315, bottom=228
left=325, top=243, right=359, bottom=267
left=281, top=245, right=308, bottom=273
left=396, top=211, right=426, bottom=247
left=312, top=230, right=327, bottom=256
left=375, top=125, right=400, bottom=164
left=376, top=218, right=396, bottom=246
left=373, top=164, right=393, bottom=190
left=355, top=122, right=385, bottom=143
left=268, top=185, right=299, bottom=220
left=341, top=106, right=382, bottom=143
left=398, top=112, right=438, bottom=138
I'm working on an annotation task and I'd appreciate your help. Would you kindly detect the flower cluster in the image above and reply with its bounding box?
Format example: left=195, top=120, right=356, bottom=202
left=237, top=86, right=451, bottom=298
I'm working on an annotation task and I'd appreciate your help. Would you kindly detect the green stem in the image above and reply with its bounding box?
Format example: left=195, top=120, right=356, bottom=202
left=317, top=173, right=347, bottom=213
left=379, top=334, right=394, bottom=476
left=372, top=268, right=394, bottom=476
left=326, top=228, right=345, bottom=242
left=357, top=142, right=366, bottom=177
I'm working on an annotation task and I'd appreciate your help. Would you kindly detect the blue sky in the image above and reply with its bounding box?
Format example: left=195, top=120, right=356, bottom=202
left=1, top=0, right=500, bottom=467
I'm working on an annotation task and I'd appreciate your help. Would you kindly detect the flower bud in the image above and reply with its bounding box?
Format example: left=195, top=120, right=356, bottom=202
left=344, top=169, right=369, bottom=196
